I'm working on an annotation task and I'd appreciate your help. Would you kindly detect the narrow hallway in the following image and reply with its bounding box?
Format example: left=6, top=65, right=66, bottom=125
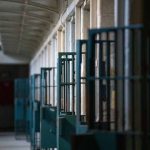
left=0, top=0, right=149, bottom=150
left=0, top=132, right=30, bottom=150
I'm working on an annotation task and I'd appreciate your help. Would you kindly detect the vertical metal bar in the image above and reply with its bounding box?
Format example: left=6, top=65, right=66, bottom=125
left=53, top=68, right=55, bottom=106
left=106, top=32, right=111, bottom=130
left=49, top=69, right=51, bottom=105
left=57, top=56, right=61, bottom=114
left=68, top=57, right=70, bottom=112
left=67, top=58, right=70, bottom=112
left=131, top=28, right=135, bottom=150
left=63, top=60, right=65, bottom=111
left=57, top=55, right=61, bottom=150
left=87, top=31, right=96, bottom=129
left=76, top=40, right=81, bottom=132
left=65, top=58, right=67, bottom=112
left=140, top=28, right=145, bottom=138
left=114, top=30, right=118, bottom=131
left=49, top=69, right=50, bottom=105
left=68, top=56, right=70, bottom=112
left=40, top=70, right=43, bottom=105
left=48, top=71, right=51, bottom=104
left=33, top=75, right=36, bottom=148
left=72, top=54, right=75, bottom=114
left=44, top=69, right=47, bottom=105
left=130, top=29, right=135, bottom=132
left=62, top=61, right=64, bottom=111
left=71, top=57, right=72, bottom=113
left=148, top=37, right=150, bottom=137
left=41, top=70, right=43, bottom=105
left=61, top=62, right=63, bottom=110
left=48, top=69, right=49, bottom=105
left=122, top=28, right=125, bottom=131
left=99, top=37, right=103, bottom=125
left=45, top=70, right=47, bottom=105
left=42, top=70, right=44, bottom=105
left=141, top=0, right=150, bottom=146
left=148, top=35, right=150, bottom=148
left=63, top=60, right=66, bottom=112
left=67, top=58, right=68, bottom=112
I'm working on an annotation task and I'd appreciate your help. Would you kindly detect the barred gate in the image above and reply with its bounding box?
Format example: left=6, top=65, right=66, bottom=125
left=30, top=74, right=40, bottom=150
left=40, top=67, right=57, bottom=150
left=72, top=25, right=150, bottom=150
left=57, top=52, right=76, bottom=150
left=76, top=40, right=88, bottom=134
left=86, top=25, right=150, bottom=150
left=14, top=78, right=29, bottom=139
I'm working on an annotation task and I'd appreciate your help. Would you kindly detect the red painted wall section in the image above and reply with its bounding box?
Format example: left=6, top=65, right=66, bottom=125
left=0, top=81, right=14, bottom=106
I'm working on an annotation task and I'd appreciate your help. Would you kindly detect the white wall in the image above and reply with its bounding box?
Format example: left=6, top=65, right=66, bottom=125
left=0, top=51, right=29, bottom=64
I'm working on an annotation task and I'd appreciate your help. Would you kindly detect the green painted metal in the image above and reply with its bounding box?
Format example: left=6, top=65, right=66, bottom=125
left=30, top=74, right=41, bottom=150
left=34, top=101, right=40, bottom=132
left=72, top=25, right=146, bottom=150
left=14, top=78, right=29, bottom=138
left=25, top=79, right=31, bottom=140
left=86, top=25, right=143, bottom=130
left=59, top=115, right=76, bottom=150
left=40, top=67, right=57, bottom=149
left=41, top=106, right=57, bottom=148
left=57, top=52, right=76, bottom=150
left=14, top=98, right=26, bottom=133
left=76, top=40, right=88, bottom=134
left=28, top=77, right=33, bottom=141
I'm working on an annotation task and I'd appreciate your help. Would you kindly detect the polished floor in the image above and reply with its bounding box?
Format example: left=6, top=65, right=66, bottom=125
left=0, top=132, right=30, bottom=150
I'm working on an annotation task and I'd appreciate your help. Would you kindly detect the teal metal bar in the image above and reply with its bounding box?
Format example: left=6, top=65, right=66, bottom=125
left=72, top=25, right=147, bottom=150
left=57, top=52, right=76, bottom=150
left=40, top=67, right=57, bottom=149
left=30, top=74, right=40, bottom=150
left=14, top=78, right=29, bottom=139
left=76, top=40, right=88, bottom=134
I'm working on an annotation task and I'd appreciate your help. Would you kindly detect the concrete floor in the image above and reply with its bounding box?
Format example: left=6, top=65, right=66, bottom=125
left=0, top=132, right=30, bottom=150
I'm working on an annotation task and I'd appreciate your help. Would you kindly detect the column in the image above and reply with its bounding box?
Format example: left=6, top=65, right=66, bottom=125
left=90, top=0, right=97, bottom=28
left=75, top=6, right=81, bottom=41
left=57, top=30, right=62, bottom=53
left=65, top=20, right=71, bottom=52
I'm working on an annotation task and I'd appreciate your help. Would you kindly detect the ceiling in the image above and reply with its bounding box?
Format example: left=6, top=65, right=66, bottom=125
left=0, top=0, right=59, bottom=59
